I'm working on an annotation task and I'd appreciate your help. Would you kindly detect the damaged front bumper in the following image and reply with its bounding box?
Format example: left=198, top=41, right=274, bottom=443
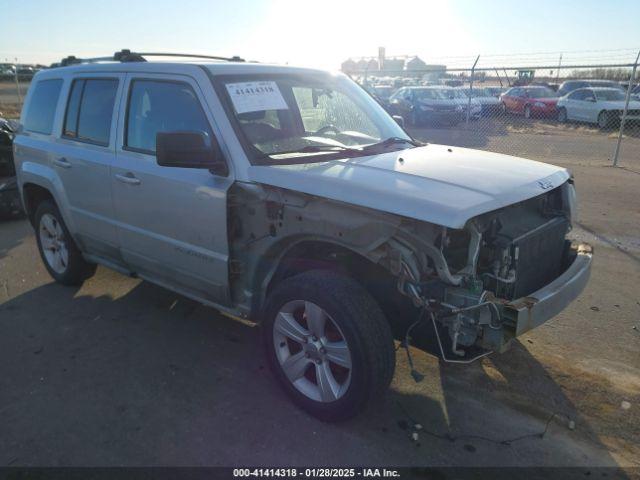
left=506, top=243, right=593, bottom=338
left=472, top=242, right=593, bottom=352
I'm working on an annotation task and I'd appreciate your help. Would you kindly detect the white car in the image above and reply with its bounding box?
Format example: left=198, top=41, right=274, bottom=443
left=463, top=87, right=502, bottom=116
left=557, top=87, right=640, bottom=129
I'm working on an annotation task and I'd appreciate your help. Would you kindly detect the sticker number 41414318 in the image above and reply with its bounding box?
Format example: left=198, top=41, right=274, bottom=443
left=225, top=81, right=289, bottom=114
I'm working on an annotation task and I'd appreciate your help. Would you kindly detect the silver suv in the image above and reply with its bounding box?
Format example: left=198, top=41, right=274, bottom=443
left=14, top=51, right=592, bottom=421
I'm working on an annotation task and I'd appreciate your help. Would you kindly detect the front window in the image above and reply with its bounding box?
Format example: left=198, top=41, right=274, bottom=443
left=214, top=72, right=410, bottom=164
left=595, top=89, right=626, bottom=101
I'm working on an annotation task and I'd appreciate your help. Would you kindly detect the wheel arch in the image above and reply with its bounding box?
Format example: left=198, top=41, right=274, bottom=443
left=22, top=182, right=57, bottom=226
left=251, top=236, right=416, bottom=335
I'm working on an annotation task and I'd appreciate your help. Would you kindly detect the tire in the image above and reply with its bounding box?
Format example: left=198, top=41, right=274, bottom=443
left=262, top=270, right=395, bottom=422
left=34, top=200, right=96, bottom=285
left=524, top=104, right=532, bottom=119
left=557, top=107, right=567, bottom=123
left=598, top=110, right=612, bottom=130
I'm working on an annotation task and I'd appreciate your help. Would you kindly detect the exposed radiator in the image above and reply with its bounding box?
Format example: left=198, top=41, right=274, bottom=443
left=511, top=216, right=569, bottom=299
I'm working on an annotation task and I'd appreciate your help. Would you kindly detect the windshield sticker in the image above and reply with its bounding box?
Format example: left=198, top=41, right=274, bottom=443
left=226, top=81, right=288, bottom=114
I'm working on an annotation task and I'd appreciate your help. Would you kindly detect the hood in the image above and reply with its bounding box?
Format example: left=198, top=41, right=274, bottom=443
left=248, top=144, right=569, bottom=229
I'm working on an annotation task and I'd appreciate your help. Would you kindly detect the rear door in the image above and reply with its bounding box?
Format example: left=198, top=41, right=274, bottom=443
left=111, top=72, right=234, bottom=306
left=55, top=74, right=123, bottom=259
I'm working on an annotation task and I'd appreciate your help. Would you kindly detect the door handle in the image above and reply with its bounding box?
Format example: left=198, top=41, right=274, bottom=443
left=53, top=157, right=72, bottom=169
left=115, top=173, right=141, bottom=186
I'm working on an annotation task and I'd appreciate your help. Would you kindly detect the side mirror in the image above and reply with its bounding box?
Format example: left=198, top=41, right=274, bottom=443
left=156, top=131, right=228, bottom=176
left=392, top=115, right=405, bottom=127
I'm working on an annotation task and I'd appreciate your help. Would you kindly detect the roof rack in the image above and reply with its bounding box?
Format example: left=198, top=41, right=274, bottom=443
left=54, top=49, right=245, bottom=67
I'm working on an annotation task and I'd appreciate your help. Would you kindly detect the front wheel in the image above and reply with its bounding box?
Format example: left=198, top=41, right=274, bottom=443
left=557, top=107, right=567, bottom=123
left=262, top=270, right=395, bottom=421
left=35, top=200, right=96, bottom=285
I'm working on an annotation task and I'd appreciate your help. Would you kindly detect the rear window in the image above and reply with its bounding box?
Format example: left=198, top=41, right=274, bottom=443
left=63, top=78, right=119, bottom=145
left=23, top=79, right=63, bottom=134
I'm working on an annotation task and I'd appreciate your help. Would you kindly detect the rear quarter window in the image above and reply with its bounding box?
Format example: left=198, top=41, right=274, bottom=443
left=23, top=79, right=63, bottom=134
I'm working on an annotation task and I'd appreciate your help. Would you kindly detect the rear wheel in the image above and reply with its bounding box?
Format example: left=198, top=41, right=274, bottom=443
left=262, top=270, right=395, bottom=421
left=35, top=200, right=96, bottom=285
left=557, top=107, right=567, bottom=123
left=598, top=110, right=612, bottom=130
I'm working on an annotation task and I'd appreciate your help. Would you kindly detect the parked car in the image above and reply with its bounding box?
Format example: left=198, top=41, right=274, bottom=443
left=15, top=53, right=592, bottom=421
left=500, top=86, right=558, bottom=118
left=0, top=117, right=16, bottom=176
left=389, top=86, right=480, bottom=126
left=462, top=87, right=502, bottom=116
left=0, top=117, right=23, bottom=218
left=485, top=86, right=506, bottom=97
left=557, top=79, right=625, bottom=97
left=557, top=87, right=640, bottom=129
left=370, top=85, right=395, bottom=109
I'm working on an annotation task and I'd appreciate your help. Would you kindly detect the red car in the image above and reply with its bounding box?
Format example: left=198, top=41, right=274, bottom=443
left=500, top=86, right=558, bottom=118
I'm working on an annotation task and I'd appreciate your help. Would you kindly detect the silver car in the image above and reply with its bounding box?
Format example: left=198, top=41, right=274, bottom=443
left=14, top=52, right=592, bottom=421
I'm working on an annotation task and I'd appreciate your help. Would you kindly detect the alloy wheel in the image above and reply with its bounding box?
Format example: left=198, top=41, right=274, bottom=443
left=272, top=300, right=352, bottom=403
left=38, top=213, right=69, bottom=274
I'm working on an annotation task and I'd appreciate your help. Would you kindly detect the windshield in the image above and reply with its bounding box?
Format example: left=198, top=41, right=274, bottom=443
left=214, top=73, right=410, bottom=164
left=414, top=88, right=464, bottom=100
left=525, top=87, right=556, bottom=98
left=595, top=89, right=626, bottom=101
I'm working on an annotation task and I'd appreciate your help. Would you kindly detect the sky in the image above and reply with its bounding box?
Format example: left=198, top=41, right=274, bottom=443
left=2, top=0, right=639, bottom=70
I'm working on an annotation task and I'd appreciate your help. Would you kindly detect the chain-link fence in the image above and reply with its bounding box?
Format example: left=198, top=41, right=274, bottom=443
left=0, top=64, right=31, bottom=120
left=349, top=55, right=640, bottom=169
left=3, top=55, right=640, bottom=168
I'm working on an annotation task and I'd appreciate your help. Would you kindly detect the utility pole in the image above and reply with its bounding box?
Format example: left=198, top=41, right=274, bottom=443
left=555, top=53, right=563, bottom=84
left=14, top=57, right=22, bottom=104
left=612, top=49, right=640, bottom=167
left=466, top=55, right=480, bottom=125
left=494, top=68, right=503, bottom=87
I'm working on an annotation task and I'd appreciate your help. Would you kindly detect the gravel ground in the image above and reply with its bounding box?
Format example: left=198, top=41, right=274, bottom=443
left=0, top=124, right=638, bottom=470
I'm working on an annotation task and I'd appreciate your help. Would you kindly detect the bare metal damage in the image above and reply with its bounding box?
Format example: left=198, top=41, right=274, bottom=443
left=227, top=179, right=592, bottom=356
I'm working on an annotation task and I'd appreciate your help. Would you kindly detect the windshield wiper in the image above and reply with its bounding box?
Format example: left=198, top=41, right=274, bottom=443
left=361, top=137, right=421, bottom=152
left=260, top=144, right=361, bottom=158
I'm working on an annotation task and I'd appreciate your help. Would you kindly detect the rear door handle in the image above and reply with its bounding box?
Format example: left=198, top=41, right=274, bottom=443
left=115, top=173, right=141, bottom=186
left=53, top=157, right=72, bottom=169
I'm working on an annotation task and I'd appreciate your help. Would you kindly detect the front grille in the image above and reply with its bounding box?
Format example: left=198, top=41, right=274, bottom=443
left=511, top=216, right=568, bottom=298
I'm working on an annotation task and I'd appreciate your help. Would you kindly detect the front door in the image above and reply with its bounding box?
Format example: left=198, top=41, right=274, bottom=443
left=111, top=73, right=233, bottom=305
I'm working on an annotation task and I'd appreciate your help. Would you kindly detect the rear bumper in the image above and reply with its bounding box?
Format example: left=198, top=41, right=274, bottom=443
left=506, top=243, right=593, bottom=337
